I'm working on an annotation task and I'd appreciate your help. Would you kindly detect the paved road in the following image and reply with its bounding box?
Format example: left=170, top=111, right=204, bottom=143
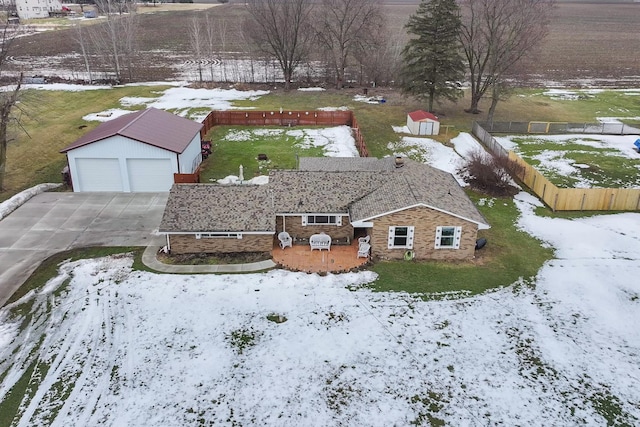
left=0, top=192, right=168, bottom=306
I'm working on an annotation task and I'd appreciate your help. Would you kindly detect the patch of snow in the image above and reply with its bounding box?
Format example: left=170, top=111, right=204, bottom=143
left=214, top=175, right=268, bottom=185
left=1, top=83, right=112, bottom=92
left=288, top=126, right=358, bottom=157
left=118, top=87, right=270, bottom=115
left=450, top=133, right=485, bottom=160
left=392, top=136, right=465, bottom=184
left=392, top=125, right=410, bottom=134
left=83, top=109, right=138, bottom=122
left=542, top=89, right=584, bottom=100
left=297, top=87, right=325, bottom=92
left=352, top=94, right=382, bottom=104
left=317, top=106, right=349, bottom=111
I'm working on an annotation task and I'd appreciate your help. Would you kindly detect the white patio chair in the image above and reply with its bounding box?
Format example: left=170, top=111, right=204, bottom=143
left=278, top=231, right=292, bottom=249
left=357, top=242, right=370, bottom=258
left=358, top=235, right=370, bottom=246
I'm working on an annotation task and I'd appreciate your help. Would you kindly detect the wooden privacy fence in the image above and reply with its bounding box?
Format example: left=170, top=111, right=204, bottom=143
left=200, top=110, right=369, bottom=157
left=174, top=164, right=202, bottom=184
left=473, top=122, right=640, bottom=211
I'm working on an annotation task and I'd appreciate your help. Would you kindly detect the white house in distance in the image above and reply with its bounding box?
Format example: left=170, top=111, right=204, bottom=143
left=407, top=110, right=440, bottom=136
left=11, top=0, right=63, bottom=19
left=60, top=108, right=204, bottom=192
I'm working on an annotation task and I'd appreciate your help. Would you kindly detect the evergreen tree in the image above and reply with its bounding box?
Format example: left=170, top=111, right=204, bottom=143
left=401, top=0, right=465, bottom=112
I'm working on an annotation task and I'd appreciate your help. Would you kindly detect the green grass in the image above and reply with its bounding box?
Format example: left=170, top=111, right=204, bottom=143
left=370, top=192, right=554, bottom=296
left=0, top=360, right=38, bottom=427
left=200, top=126, right=326, bottom=181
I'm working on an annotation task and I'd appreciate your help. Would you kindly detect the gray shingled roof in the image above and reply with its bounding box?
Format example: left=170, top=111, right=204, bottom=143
left=60, top=108, right=203, bottom=154
left=159, top=184, right=274, bottom=232
left=299, top=157, right=392, bottom=172
left=294, top=157, right=489, bottom=227
left=269, top=170, right=388, bottom=213
left=160, top=157, right=489, bottom=233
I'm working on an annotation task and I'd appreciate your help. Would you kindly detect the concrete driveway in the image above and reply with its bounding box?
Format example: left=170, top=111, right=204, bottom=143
left=0, top=192, right=168, bottom=306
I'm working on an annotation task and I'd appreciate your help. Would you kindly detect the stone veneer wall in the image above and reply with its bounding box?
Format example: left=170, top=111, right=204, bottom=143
left=370, top=206, right=478, bottom=261
left=169, top=234, right=274, bottom=254
left=276, top=216, right=353, bottom=241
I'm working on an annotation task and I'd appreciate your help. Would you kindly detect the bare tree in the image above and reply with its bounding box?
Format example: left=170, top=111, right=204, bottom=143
left=244, top=0, right=315, bottom=90
left=90, top=0, right=139, bottom=83
left=189, top=16, right=205, bottom=83
left=0, top=24, right=24, bottom=191
left=353, top=26, right=400, bottom=88
left=71, top=20, right=94, bottom=83
left=314, top=0, right=384, bottom=89
left=458, top=0, right=554, bottom=114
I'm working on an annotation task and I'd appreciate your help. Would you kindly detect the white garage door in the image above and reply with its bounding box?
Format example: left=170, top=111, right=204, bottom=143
left=75, top=158, right=123, bottom=192
left=127, top=159, right=174, bottom=192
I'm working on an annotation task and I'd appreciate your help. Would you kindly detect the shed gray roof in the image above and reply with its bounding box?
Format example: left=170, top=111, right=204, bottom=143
left=60, top=108, right=203, bottom=154
left=159, top=184, right=275, bottom=233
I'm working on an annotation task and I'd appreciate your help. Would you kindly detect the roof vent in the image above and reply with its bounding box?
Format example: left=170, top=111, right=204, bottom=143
left=395, top=156, right=405, bottom=168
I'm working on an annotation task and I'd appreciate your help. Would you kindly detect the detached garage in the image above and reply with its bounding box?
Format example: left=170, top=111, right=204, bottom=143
left=61, top=108, right=204, bottom=192
left=407, top=110, right=440, bottom=136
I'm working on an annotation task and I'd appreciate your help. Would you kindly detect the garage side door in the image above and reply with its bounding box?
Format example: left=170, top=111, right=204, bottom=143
left=127, top=159, right=174, bottom=192
left=75, top=158, right=123, bottom=192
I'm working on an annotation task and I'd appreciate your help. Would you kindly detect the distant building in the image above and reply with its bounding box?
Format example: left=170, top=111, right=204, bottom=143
left=10, top=0, right=64, bottom=20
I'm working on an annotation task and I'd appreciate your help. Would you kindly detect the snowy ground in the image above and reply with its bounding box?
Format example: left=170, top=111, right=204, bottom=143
left=2, top=85, right=639, bottom=425
left=0, top=193, right=639, bottom=426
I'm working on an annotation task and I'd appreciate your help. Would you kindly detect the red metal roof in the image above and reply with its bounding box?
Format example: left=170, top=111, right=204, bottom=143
left=408, top=110, right=439, bottom=122
left=60, top=108, right=204, bottom=153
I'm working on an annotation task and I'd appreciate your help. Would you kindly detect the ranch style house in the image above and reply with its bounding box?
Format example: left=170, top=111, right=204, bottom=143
left=159, top=157, right=490, bottom=262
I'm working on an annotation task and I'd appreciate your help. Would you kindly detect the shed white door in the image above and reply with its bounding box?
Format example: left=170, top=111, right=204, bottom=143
left=75, top=158, right=123, bottom=192
left=127, top=158, right=174, bottom=192
left=419, top=121, right=433, bottom=135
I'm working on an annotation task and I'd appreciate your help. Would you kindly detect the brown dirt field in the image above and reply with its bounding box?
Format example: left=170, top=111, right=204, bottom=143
left=5, top=2, right=640, bottom=86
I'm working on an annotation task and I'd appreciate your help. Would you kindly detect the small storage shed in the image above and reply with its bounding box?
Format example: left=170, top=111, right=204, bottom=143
left=61, top=108, right=204, bottom=192
left=407, top=110, right=440, bottom=136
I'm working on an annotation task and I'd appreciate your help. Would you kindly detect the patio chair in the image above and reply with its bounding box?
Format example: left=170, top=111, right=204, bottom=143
left=357, top=242, right=371, bottom=258
left=358, top=235, right=370, bottom=246
left=278, top=231, right=292, bottom=249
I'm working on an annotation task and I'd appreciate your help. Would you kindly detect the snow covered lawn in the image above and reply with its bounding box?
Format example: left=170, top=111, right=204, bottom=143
left=1, top=194, right=639, bottom=426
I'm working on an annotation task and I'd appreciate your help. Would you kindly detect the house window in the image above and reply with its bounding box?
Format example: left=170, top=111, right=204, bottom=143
left=195, top=233, right=243, bottom=239
left=302, top=215, right=342, bottom=226
left=387, top=226, right=414, bottom=249
left=435, top=226, right=462, bottom=249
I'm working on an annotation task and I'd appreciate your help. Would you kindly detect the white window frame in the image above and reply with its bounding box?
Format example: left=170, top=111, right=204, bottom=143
left=434, top=226, right=462, bottom=249
left=387, top=226, right=415, bottom=249
left=302, top=215, right=342, bottom=226
left=195, top=233, right=243, bottom=239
